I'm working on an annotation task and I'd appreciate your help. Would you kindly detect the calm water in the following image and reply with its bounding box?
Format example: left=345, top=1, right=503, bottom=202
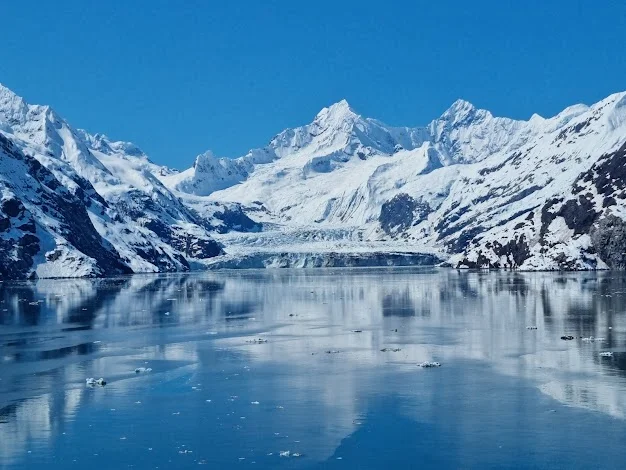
left=1, top=268, right=626, bottom=469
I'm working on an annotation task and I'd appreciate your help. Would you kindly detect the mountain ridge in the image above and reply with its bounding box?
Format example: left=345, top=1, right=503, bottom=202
left=1, top=83, right=626, bottom=277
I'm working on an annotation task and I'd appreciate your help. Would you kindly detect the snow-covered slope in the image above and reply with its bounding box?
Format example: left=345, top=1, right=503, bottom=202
left=0, top=84, right=229, bottom=278
left=0, top=132, right=130, bottom=278
left=2, top=82, right=626, bottom=277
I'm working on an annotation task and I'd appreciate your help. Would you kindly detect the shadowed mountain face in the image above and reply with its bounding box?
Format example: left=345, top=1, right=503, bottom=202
left=1, top=83, right=626, bottom=277
left=2, top=269, right=626, bottom=468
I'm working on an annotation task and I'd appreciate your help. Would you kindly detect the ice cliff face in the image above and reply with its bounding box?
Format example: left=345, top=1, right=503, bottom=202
left=1, top=82, right=625, bottom=277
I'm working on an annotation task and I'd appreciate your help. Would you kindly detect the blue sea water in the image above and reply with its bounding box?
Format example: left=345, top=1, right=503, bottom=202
left=1, top=268, right=626, bottom=469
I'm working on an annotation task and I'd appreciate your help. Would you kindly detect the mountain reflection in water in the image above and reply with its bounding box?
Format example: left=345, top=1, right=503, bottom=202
left=1, top=268, right=626, bottom=469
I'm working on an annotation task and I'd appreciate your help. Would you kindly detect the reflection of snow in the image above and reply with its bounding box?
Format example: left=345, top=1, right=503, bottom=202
left=0, top=396, right=52, bottom=465
left=213, top=270, right=626, bottom=421
left=2, top=269, right=626, bottom=465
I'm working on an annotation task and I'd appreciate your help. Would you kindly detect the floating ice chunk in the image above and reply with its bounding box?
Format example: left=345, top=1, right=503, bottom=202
left=599, top=352, right=614, bottom=357
left=279, top=451, right=290, bottom=457
left=164, top=312, right=170, bottom=316
left=251, top=401, right=260, bottom=405
left=582, top=336, right=606, bottom=342
left=418, top=361, right=441, bottom=368
left=134, top=367, right=152, bottom=373
left=86, top=377, right=106, bottom=386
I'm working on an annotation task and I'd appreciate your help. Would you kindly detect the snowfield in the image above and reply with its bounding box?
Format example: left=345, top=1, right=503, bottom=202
left=0, top=83, right=625, bottom=278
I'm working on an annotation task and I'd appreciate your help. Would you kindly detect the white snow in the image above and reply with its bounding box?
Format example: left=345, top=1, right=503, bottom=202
left=1, top=81, right=626, bottom=276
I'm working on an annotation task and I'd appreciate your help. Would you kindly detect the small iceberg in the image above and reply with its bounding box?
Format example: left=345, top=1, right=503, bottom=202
left=599, top=352, right=614, bottom=357
left=134, top=367, right=152, bottom=373
left=279, top=451, right=290, bottom=458
left=418, top=361, right=441, bottom=368
left=582, top=336, right=606, bottom=342
left=86, top=377, right=106, bottom=386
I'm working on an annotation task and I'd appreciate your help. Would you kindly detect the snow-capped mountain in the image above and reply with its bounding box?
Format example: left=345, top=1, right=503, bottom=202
left=0, top=84, right=236, bottom=278
left=165, top=91, right=626, bottom=271
left=1, top=82, right=625, bottom=278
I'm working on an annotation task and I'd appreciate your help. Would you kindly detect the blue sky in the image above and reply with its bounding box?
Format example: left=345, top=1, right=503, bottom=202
left=2, top=1, right=625, bottom=168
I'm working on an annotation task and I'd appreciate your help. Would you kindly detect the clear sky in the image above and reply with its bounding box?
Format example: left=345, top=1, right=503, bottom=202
left=2, top=0, right=625, bottom=169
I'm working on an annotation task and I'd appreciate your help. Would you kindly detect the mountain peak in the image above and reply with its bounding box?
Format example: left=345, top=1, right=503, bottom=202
left=441, top=99, right=477, bottom=119
left=314, top=99, right=358, bottom=124
left=329, top=98, right=352, bottom=111
left=194, top=150, right=218, bottom=168
left=0, top=83, right=22, bottom=101
left=0, top=83, right=29, bottom=123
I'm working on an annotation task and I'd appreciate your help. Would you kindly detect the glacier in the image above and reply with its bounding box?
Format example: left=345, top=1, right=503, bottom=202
left=1, top=83, right=625, bottom=278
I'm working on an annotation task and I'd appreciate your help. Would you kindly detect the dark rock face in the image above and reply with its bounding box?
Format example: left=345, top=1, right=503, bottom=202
left=379, top=193, right=431, bottom=236
left=0, top=200, right=40, bottom=280
left=557, top=196, right=598, bottom=235
left=590, top=215, right=626, bottom=269
left=170, top=229, right=223, bottom=259
left=211, top=205, right=261, bottom=234
left=578, top=142, right=626, bottom=196
left=458, top=234, right=531, bottom=269
left=143, top=219, right=224, bottom=264
left=0, top=134, right=131, bottom=279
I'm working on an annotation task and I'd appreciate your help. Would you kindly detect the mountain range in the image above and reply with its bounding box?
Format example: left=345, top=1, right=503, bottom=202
left=0, top=83, right=625, bottom=278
